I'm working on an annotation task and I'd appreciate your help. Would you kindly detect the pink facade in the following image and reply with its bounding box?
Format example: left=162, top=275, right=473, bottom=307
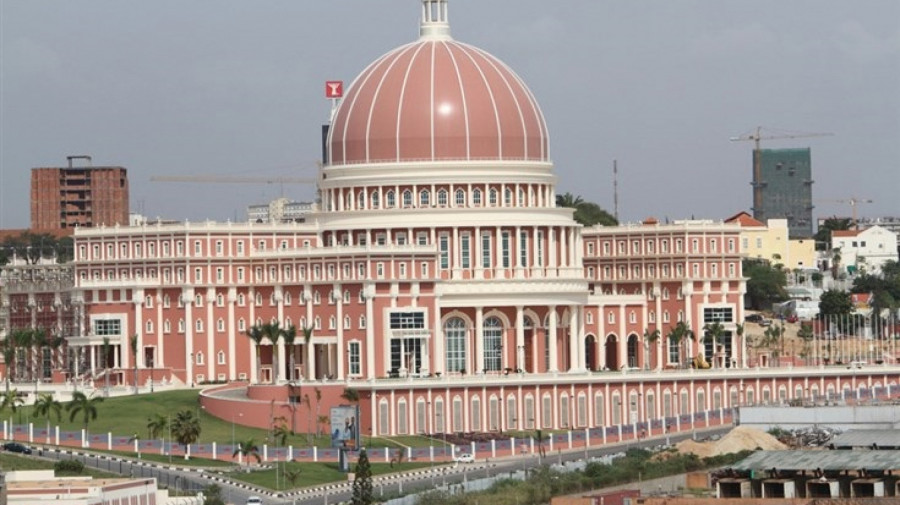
left=6, top=1, right=892, bottom=439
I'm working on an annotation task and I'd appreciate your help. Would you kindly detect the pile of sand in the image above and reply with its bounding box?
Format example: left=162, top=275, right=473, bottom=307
left=675, top=426, right=786, bottom=458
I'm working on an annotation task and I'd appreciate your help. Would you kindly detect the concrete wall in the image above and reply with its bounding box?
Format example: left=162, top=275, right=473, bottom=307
left=739, top=404, right=900, bottom=430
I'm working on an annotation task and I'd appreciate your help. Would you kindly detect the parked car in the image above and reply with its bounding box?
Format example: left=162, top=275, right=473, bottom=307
left=246, top=497, right=263, bottom=505
left=759, top=318, right=773, bottom=327
left=744, top=314, right=764, bottom=323
left=3, top=442, right=32, bottom=454
left=454, top=452, right=475, bottom=463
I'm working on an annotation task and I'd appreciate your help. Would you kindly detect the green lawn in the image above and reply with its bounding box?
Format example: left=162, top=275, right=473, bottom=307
left=0, top=453, right=117, bottom=479
left=13, top=390, right=439, bottom=449
left=107, top=450, right=235, bottom=468
left=225, top=460, right=436, bottom=490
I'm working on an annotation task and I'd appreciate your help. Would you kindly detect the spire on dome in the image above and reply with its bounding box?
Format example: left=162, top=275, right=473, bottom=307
left=420, top=0, right=451, bottom=40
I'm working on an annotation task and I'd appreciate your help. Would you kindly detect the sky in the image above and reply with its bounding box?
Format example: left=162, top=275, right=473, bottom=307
left=1, top=1, right=898, bottom=229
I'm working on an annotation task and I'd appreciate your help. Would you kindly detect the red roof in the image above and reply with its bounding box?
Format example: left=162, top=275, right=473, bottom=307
left=724, top=211, right=765, bottom=227
left=832, top=230, right=860, bottom=237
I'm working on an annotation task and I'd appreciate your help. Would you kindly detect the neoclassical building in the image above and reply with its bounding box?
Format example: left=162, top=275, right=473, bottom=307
left=8, top=1, right=896, bottom=437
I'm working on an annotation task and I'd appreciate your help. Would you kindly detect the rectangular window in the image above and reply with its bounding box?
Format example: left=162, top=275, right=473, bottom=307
left=237, top=241, right=244, bottom=255
left=501, top=231, right=510, bottom=268
left=94, top=319, right=122, bottom=336
left=481, top=233, right=491, bottom=268
left=389, top=311, right=425, bottom=329
left=536, top=230, right=544, bottom=266
left=421, top=262, right=429, bottom=277
left=703, top=307, right=734, bottom=323
left=461, top=234, right=470, bottom=268
left=349, top=341, right=361, bottom=375
left=215, top=241, right=223, bottom=256
left=519, top=230, right=528, bottom=266
left=439, top=234, right=450, bottom=269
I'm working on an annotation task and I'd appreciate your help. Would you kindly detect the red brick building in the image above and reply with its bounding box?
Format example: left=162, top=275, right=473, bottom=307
left=30, top=156, right=129, bottom=230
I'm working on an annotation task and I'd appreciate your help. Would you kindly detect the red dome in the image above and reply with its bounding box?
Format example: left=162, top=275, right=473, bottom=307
left=327, top=38, right=549, bottom=166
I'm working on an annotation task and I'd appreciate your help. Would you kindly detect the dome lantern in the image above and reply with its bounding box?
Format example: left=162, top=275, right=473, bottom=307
left=420, top=0, right=451, bottom=40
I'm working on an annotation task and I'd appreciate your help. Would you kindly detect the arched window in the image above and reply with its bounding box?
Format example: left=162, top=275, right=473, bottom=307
left=504, top=188, right=512, bottom=206
left=386, top=190, right=396, bottom=208
left=371, top=191, right=380, bottom=209
left=473, top=188, right=483, bottom=205
left=402, top=190, right=413, bottom=207
left=483, top=316, right=503, bottom=372
left=445, top=318, right=467, bottom=373
left=357, top=190, right=365, bottom=209
left=489, top=188, right=498, bottom=206
left=455, top=189, right=466, bottom=206
left=419, top=189, right=430, bottom=207
left=437, top=189, right=448, bottom=206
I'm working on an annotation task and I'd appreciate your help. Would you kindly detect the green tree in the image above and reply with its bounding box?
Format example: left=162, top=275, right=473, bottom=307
left=283, top=324, right=298, bottom=382
left=283, top=467, right=303, bottom=488
left=66, top=391, right=104, bottom=430
left=814, top=218, right=852, bottom=251
left=743, top=259, right=788, bottom=310
left=702, top=322, right=727, bottom=365
left=100, top=337, right=112, bottom=396
left=797, top=324, right=815, bottom=364
left=351, top=448, right=374, bottom=505
left=233, top=438, right=262, bottom=466
left=147, top=413, right=169, bottom=440
left=556, top=192, right=618, bottom=227
left=171, top=409, right=201, bottom=459
left=130, top=334, right=139, bottom=394
left=272, top=416, right=290, bottom=447
left=2, top=337, right=16, bottom=393
left=819, top=289, right=853, bottom=318
left=202, top=484, right=226, bottom=505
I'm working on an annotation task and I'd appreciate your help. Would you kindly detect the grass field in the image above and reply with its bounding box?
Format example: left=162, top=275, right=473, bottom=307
left=11, top=389, right=443, bottom=449
left=225, top=460, right=437, bottom=490
left=0, top=452, right=117, bottom=479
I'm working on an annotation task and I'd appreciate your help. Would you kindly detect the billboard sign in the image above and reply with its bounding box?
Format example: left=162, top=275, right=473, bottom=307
left=325, top=80, right=344, bottom=98
left=330, top=405, right=360, bottom=449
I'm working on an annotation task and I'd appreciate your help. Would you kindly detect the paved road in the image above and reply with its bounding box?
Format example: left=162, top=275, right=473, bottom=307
left=282, top=425, right=733, bottom=505
left=20, top=424, right=730, bottom=505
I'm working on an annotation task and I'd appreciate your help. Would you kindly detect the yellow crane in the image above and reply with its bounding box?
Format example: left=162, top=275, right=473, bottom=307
left=817, top=197, right=874, bottom=230
left=730, top=127, right=833, bottom=213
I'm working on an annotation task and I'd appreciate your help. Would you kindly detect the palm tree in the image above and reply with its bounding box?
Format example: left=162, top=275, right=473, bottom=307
left=260, top=322, right=284, bottom=383
left=341, top=388, right=360, bottom=404
left=0, top=389, right=24, bottom=416
left=666, top=321, right=694, bottom=368
left=66, top=391, right=104, bottom=431
left=303, top=393, right=312, bottom=444
left=245, top=325, right=265, bottom=384
left=33, top=393, right=62, bottom=440
left=100, top=337, right=111, bottom=396
left=233, top=438, right=262, bottom=466
left=31, top=329, right=48, bottom=382
left=171, top=409, right=201, bottom=460
left=735, top=323, right=745, bottom=367
left=12, top=329, right=33, bottom=382
left=642, top=328, right=661, bottom=370
left=283, top=467, right=303, bottom=488
left=49, top=334, right=65, bottom=377
left=147, top=413, right=168, bottom=440
left=302, top=325, right=314, bottom=380
left=702, top=322, right=726, bottom=367
left=555, top=192, right=584, bottom=208
left=2, top=337, right=16, bottom=393
left=129, top=334, right=139, bottom=394
left=272, top=416, right=290, bottom=447
left=283, top=324, right=298, bottom=382
left=314, top=388, right=322, bottom=437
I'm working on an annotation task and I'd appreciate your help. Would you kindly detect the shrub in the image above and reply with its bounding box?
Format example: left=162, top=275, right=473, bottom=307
left=54, top=459, right=85, bottom=474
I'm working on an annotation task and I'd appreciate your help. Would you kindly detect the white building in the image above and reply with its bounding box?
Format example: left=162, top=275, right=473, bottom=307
left=5, top=471, right=166, bottom=505
left=831, top=225, right=899, bottom=275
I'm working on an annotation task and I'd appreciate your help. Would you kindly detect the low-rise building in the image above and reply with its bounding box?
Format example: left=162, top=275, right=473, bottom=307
left=725, top=212, right=816, bottom=270
left=832, top=226, right=899, bottom=275
left=5, top=470, right=164, bottom=505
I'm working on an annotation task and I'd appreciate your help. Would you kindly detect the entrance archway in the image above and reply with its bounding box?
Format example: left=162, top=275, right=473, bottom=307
left=585, top=334, right=597, bottom=371
left=627, top=334, right=639, bottom=368
left=604, top=334, right=618, bottom=370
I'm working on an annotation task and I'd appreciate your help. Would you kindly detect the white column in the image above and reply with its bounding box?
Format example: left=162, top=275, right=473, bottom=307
left=549, top=228, right=558, bottom=273
left=433, top=296, right=443, bottom=374
left=475, top=307, right=485, bottom=374
left=336, top=285, right=345, bottom=379
left=183, top=288, right=195, bottom=385
left=248, top=288, right=257, bottom=383
left=306, top=290, right=316, bottom=380
left=207, top=287, right=216, bottom=381
left=516, top=306, right=525, bottom=371
left=133, top=291, right=144, bottom=368
left=156, top=294, right=164, bottom=368
left=548, top=307, right=558, bottom=373
left=365, top=284, right=376, bottom=379
left=568, top=308, right=579, bottom=372
left=227, top=288, right=237, bottom=381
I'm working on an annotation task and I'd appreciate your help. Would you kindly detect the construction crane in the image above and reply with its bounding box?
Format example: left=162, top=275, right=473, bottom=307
left=730, top=127, right=833, bottom=216
left=817, top=197, right=874, bottom=230
left=150, top=175, right=317, bottom=184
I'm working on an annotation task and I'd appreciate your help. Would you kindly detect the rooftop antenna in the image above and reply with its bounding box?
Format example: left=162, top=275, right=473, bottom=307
left=613, top=159, right=619, bottom=222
